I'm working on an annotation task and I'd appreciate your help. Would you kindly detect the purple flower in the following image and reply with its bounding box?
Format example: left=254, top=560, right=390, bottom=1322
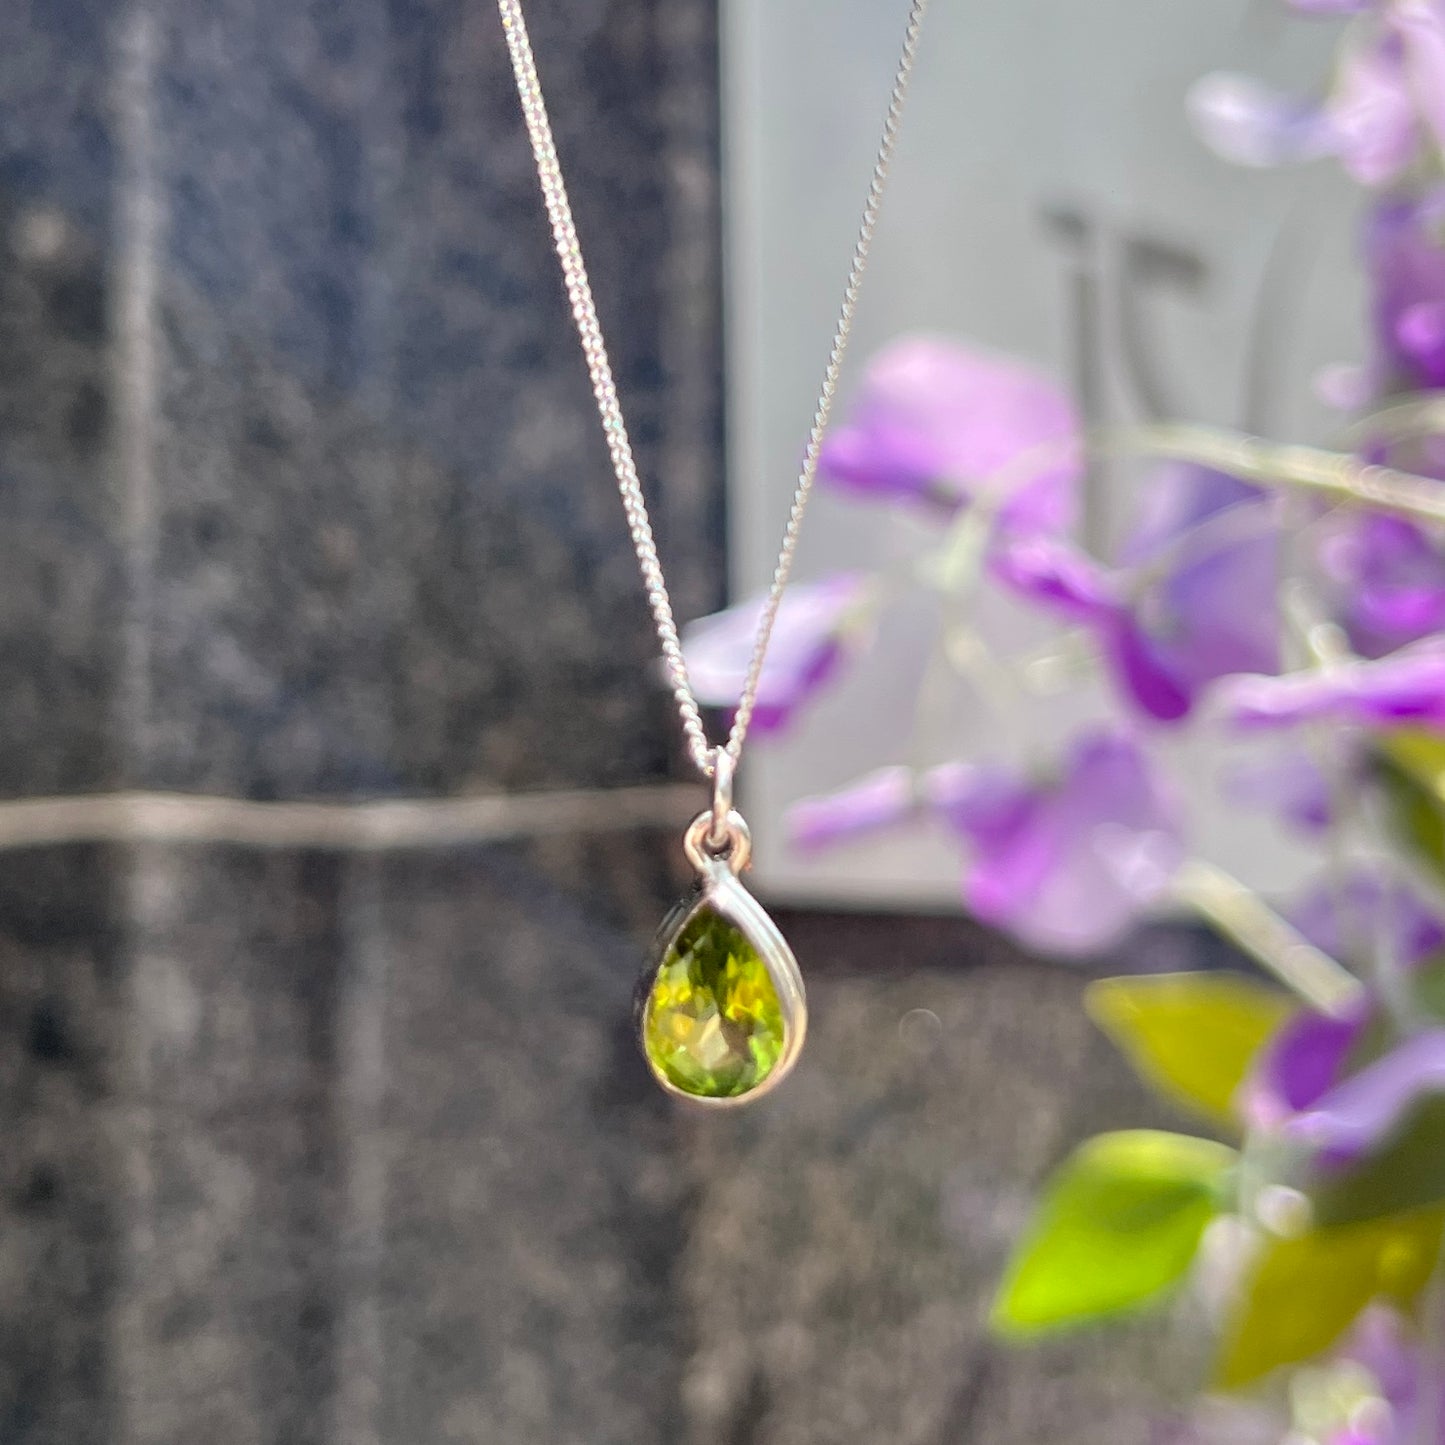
left=1366, top=191, right=1445, bottom=395
left=681, top=573, right=870, bottom=734
left=1220, top=639, right=1445, bottom=732
left=1187, top=73, right=1340, bottom=169
left=1332, top=1308, right=1432, bottom=1445
left=1255, top=873, right=1445, bottom=1169
left=1191, top=3, right=1445, bottom=187
left=787, top=735, right=1182, bottom=954
left=1291, top=867, right=1445, bottom=972
left=787, top=765, right=918, bottom=852
left=992, top=465, right=1279, bottom=722
left=1329, top=32, right=1421, bottom=186
left=935, top=730, right=1185, bottom=956
left=819, top=336, right=1082, bottom=533
left=786, top=758, right=1005, bottom=852
left=987, top=531, right=1118, bottom=623
left=1223, top=748, right=1336, bottom=834
left=1394, top=0, right=1445, bottom=156
left=1243, top=1005, right=1367, bottom=1133
left=1289, top=1027, right=1445, bottom=1165
left=1172, top=1305, right=1429, bottom=1445
left=1113, top=465, right=1280, bottom=719
left=1241, top=873, right=1440, bottom=1136
left=1321, top=513, right=1445, bottom=657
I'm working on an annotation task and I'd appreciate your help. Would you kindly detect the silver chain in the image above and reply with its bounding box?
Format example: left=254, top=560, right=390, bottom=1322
left=497, top=0, right=928, bottom=780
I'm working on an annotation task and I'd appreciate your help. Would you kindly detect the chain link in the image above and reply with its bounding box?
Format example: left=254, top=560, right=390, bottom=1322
left=496, top=0, right=928, bottom=779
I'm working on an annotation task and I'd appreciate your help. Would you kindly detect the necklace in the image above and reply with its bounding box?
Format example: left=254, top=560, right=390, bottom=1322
left=497, top=0, right=928, bottom=1105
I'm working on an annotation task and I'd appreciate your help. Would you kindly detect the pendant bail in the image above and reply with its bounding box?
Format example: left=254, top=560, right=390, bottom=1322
left=706, top=746, right=735, bottom=852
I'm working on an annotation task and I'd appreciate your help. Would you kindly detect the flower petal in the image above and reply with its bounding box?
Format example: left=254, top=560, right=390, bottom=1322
left=1289, top=1028, right=1445, bottom=1165
left=1290, top=867, right=1445, bottom=973
left=1315, top=361, right=1377, bottom=411
left=819, top=336, right=1081, bottom=520
left=1120, top=464, right=1260, bottom=565
left=1393, top=0, right=1445, bottom=158
left=1329, top=33, right=1420, bottom=186
left=1104, top=619, right=1195, bottom=723
left=1223, top=748, right=1336, bottom=835
left=1366, top=191, right=1445, bottom=392
left=1241, top=1006, right=1367, bottom=1133
left=992, top=465, right=1279, bottom=724
left=1220, top=641, right=1445, bottom=732
left=681, top=573, right=868, bottom=733
left=988, top=532, right=1118, bottom=623
left=940, top=732, right=1183, bottom=956
left=787, top=765, right=918, bottom=852
left=1321, top=512, right=1445, bottom=655
left=1188, top=72, right=1339, bottom=168
left=925, top=760, right=1035, bottom=841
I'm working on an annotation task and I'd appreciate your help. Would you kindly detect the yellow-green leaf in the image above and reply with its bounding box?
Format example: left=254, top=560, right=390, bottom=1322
left=1087, top=973, right=1294, bottom=1132
left=1410, top=951, right=1445, bottom=1023
left=1386, top=731, right=1445, bottom=796
left=1216, top=1206, right=1445, bottom=1389
left=992, top=1130, right=1236, bottom=1338
left=1312, top=1096, right=1445, bottom=1226
left=1376, top=732, right=1445, bottom=883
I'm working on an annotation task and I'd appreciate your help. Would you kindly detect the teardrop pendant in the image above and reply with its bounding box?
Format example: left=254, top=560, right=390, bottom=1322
left=636, top=809, right=806, bottom=1106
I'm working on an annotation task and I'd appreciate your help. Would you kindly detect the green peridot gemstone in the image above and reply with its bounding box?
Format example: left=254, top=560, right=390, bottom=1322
left=643, top=904, right=785, bottom=1098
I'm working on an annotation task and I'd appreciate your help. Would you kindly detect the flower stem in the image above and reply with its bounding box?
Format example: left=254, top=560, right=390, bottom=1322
left=907, top=501, right=1013, bottom=769
left=1111, top=423, right=1445, bottom=527
left=1344, top=392, right=1445, bottom=454
left=1171, top=859, right=1365, bottom=1016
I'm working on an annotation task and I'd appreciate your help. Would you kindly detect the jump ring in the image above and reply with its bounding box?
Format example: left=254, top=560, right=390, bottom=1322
left=684, top=808, right=752, bottom=876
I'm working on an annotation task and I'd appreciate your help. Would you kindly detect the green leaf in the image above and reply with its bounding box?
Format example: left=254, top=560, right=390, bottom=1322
left=991, top=1130, right=1236, bottom=1337
left=1312, top=1096, right=1445, bottom=1226
left=1376, top=732, right=1445, bottom=882
left=1411, top=951, right=1445, bottom=1023
left=1087, top=973, right=1293, bottom=1132
left=1216, top=1206, right=1444, bottom=1389
left=1386, top=731, right=1445, bottom=796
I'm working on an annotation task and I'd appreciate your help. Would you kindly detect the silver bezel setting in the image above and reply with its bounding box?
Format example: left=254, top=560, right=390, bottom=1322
left=635, top=813, right=807, bottom=1109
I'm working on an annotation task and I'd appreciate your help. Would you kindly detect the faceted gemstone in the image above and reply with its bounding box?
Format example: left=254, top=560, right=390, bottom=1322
left=643, top=904, right=785, bottom=1098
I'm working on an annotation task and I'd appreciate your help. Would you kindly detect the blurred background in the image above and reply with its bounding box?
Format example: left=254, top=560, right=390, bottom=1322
left=733, top=0, right=1357, bottom=910
left=0, top=1, right=1358, bottom=1442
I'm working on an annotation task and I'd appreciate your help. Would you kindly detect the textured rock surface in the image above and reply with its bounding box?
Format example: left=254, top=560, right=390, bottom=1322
left=0, top=0, right=723, bottom=801
left=107, top=838, right=691, bottom=1445
left=0, top=849, right=122, bottom=1445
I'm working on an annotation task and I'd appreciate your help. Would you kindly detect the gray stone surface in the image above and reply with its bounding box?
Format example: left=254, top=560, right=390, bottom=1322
left=0, top=196, right=121, bottom=798
left=0, top=0, right=723, bottom=802
left=0, top=849, right=122, bottom=1445
left=136, top=0, right=723, bottom=797
left=104, top=837, right=688, bottom=1445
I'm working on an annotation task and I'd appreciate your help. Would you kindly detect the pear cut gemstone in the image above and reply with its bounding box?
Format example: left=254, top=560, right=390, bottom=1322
left=643, top=903, right=785, bottom=1098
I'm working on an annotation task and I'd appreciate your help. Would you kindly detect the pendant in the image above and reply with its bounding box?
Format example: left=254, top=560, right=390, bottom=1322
left=635, top=757, right=806, bottom=1106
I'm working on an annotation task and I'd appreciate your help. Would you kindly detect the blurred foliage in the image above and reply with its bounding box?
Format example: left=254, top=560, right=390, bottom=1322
left=1310, top=1097, right=1445, bottom=1227
left=992, top=1130, right=1235, bottom=1336
left=1376, top=731, right=1445, bottom=883
left=1215, top=1207, right=1444, bottom=1388
left=1086, top=973, right=1293, bottom=1134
